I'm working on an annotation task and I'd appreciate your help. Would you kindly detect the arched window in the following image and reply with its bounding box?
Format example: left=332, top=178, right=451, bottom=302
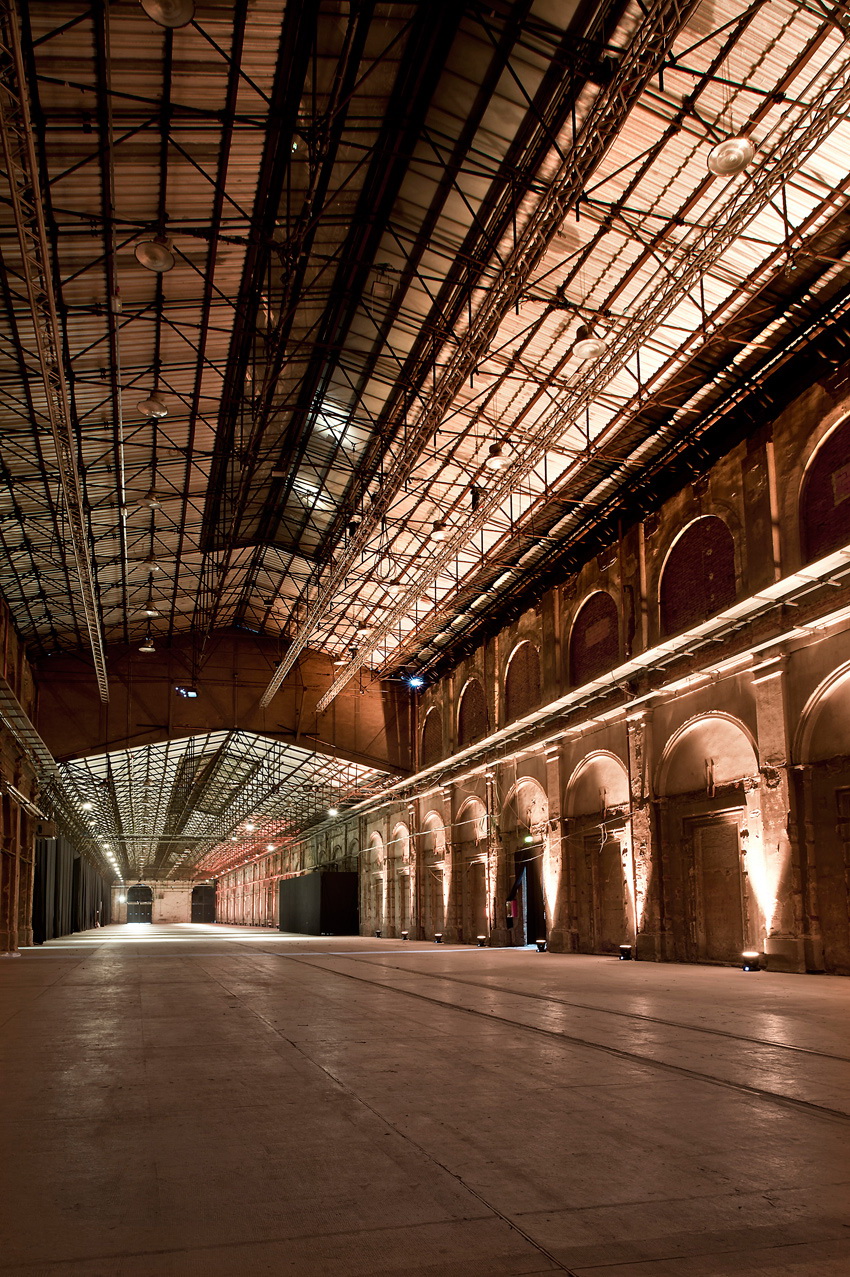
left=800, top=417, right=850, bottom=563
left=458, top=678, right=488, bottom=746
left=660, top=516, right=736, bottom=637
left=421, top=708, right=442, bottom=767
left=504, top=642, right=541, bottom=722
left=569, top=592, right=619, bottom=686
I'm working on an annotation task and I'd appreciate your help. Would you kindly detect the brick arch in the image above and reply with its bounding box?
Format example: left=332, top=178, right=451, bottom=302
left=800, top=415, right=850, bottom=563
left=420, top=707, right=443, bottom=767
left=458, top=678, right=488, bottom=747
left=504, top=641, right=541, bottom=722
left=659, top=516, right=736, bottom=638
left=568, top=591, right=620, bottom=686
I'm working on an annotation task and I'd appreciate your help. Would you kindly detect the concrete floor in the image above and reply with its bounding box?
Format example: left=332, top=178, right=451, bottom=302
left=1, top=926, right=849, bottom=1276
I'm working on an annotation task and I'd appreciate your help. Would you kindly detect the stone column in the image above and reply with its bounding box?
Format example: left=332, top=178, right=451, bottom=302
left=626, top=711, right=660, bottom=961
left=544, top=746, right=569, bottom=952
left=485, top=769, right=510, bottom=947
left=752, top=656, right=806, bottom=972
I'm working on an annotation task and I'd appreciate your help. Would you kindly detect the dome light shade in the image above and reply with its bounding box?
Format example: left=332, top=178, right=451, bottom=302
left=484, top=443, right=507, bottom=471
left=140, top=0, right=195, bottom=29
left=144, top=554, right=161, bottom=572
left=144, top=488, right=161, bottom=509
left=430, top=520, right=447, bottom=542
left=139, top=635, right=156, bottom=653
left=137, top=393, right=168, bottom=418
left=387, top=579, right=404, bottom=597
left=143, top=601, right=159, bottom=617
left=706, top=136, right=755, bottom=176
left=573, top=325, right=606, bottom=360
left=134, top=236, right=175, bottom=273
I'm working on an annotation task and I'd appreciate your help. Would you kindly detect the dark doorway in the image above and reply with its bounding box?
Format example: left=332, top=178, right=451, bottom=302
left=690, top=816, right=745, bottom=963
left=126, top=884, right=153, bottom=923
left=513, top=848, right=546, bottom=945
left=191, top=882, right=216, bottom=923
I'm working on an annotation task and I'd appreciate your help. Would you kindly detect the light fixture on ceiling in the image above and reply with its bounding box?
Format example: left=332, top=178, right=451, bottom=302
left=134, top=235, right=175, bottom=273
left=386, top=579, right=404, bottom=597
left=332, top=656, right=346, bottom=666
left=144, top=488, right=161, bottom=509
left=143, top=600, right=159, bottom=617
left=245, top=822, right=255, bottom=831
left=573, top=324, right=606, bottom=360
left=139, top=635, right=156, bottom=653
left=266, top=843, right=276, bottom=852
left=327, top=807, right=339, bottom=817
left=430, top=520, right=447, bottom=542
left=484, top=443, right=507, bottom=471
left=137, top=392, right=168, bottom=418
left=355, top=622, right=370, bottom=636
left=174, top=684, right=198, bottom=699
left=140, top=0, right=195, bottom=26
left=406, top=674, right=426, bottom=689
left=81, top=801, right=93, bottom=811
left=144, top=554, right=161, bottom=572
left=706, top=136, right=755, bottom=176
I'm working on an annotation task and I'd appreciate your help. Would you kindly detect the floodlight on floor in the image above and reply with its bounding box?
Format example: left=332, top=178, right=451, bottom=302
left=707, top=136, right=755, bottom=176
left=140, top=0, right=195, bottom=26
left=619, top=944, right=633, bottom=960
left=434, top=933, right=443, bottom=943
left=535, top=939, right=547, bottom=953
left=401, top=930, right=409, bottom=941
left=134, top=236, right=175, bottom=273
left=742, top=950, right=762, bottom=971
left=477, top=935, right=487, bottom=947
left=375, top=929, right=382, bottom=939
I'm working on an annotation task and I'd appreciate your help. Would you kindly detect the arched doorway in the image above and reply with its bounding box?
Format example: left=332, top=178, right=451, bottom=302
left=191, top=883, right=216, bottom=923
left=502, top=781, right=549, bottom=946
left=126, top=883, right=153, bottom=923
left=565, top=752, right=633, bottom=954
left=657, top=715, right=760, bottom=964
left=796, top=665, right=850, bottom=972
left=457, top=800, right=489, bottom=942
left=420, top=814, right=447, bottom=939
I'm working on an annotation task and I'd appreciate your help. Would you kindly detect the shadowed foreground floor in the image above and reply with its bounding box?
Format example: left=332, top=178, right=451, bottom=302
left=1, top=923, right=848, bottom=1276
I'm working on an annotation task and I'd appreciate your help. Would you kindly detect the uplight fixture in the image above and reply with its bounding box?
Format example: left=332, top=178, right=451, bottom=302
left=434, top=932, right=443, bottom=944
left=401, top=930, right=409, bottom=941
left=573, top=324, right=606, bottom=360
left=535, top=939, right=547, bottom=953
left=618, top=944, right=633, bottom=960
left=476, top=935, right=487, bottom=947
left=742, top=950, right=762, bottom=972
left=706, top=136, right=755, bottom=176
left=134, top=236, right=175, bottom=273
left=484, top=443, right=507, bottom=471
left=140, top=0, right=195, bottom=26
left=375, top=929, right=382, bottom=938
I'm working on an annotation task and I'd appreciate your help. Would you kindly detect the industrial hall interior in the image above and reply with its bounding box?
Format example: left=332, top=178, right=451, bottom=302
left=2, top=0, right=850, bottom=1274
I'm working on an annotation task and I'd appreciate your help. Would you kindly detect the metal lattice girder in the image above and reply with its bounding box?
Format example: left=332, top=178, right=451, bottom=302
left=260, top=0, right=703, bottom=709
left=311, top=0, right=850, bottom=711
left=0, top=0, right=108, bottom=700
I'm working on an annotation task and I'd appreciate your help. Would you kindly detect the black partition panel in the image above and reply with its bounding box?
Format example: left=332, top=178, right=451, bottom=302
left=279, top=872, right=358, bottom=936
left=32, top=838, right=111, bottom=943
left=191, top=883, right=216, bottom=923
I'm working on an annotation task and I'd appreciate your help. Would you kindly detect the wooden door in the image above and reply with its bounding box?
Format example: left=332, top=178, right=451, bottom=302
left=693, top=817, right=745, bottom=963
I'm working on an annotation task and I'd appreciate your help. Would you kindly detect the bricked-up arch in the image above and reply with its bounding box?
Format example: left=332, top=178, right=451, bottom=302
left=458, top=678, right=488, bottom=747
left=660, top=516, right=736, bottom=638
left=504, top=642, right=541, bottom=722
left=421, top=708, right=443, bottom=767
left=800, top=416, right=850, bottom=563
left=569, top=591, right=620, bottom=686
